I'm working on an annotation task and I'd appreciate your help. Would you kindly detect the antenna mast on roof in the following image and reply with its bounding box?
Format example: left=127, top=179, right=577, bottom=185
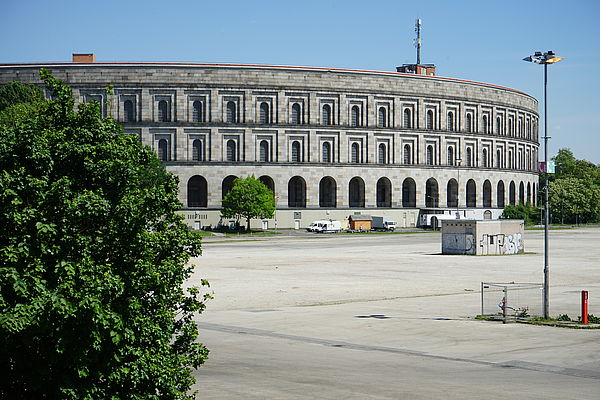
left=415, top=18, right=422, bottom=65
left=396, top=18, right=435, bottom=76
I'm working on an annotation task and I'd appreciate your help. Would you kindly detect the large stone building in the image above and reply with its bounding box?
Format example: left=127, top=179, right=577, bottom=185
left=0, top=58, right=539, bottom=229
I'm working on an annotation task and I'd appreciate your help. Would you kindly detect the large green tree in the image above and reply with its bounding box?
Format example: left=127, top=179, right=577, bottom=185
left=549, top=177, right=600, bottom=224
left=221, top=176, right=275, bottom=232
left=0, top=70, right=209, bottom=399
left=547, top=148, right=600, bottom=224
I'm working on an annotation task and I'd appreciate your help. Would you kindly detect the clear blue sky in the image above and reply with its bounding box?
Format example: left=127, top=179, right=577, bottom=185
left=1, top=0, right=599, bottom=163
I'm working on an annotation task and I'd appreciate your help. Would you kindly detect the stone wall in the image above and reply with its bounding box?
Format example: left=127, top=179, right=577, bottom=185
left=0, top=63, right=539, bottom=229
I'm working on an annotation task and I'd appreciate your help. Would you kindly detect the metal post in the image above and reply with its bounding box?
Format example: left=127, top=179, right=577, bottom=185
left=582, top=290, right=589, bottom=325
left=481, top=282, right=484, bottom=316
left=502, top=286, right=508, bottom=324
left=543, top=62, right=549, bottom=319
left=524, top=51, right=562, bottom=320
left=456, top=158, right=461, bottom=219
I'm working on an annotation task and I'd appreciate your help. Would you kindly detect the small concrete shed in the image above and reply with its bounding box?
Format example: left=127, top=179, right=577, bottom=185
left=348, top=215, right=372, bottom=231
left=441, top=220, right=525, bottom=255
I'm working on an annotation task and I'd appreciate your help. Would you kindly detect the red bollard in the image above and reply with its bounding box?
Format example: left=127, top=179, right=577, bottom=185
left=582, top=290, right=589, bottom=325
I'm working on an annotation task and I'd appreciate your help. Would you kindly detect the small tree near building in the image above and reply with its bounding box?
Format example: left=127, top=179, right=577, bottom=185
left=221, top=176, right=275, bottom=232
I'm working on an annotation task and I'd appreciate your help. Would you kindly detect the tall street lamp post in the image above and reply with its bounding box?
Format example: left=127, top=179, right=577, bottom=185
left=523, top=51, right=563, bottom=319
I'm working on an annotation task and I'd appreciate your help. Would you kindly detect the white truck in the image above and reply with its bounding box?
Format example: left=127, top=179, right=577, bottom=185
left=371, top=216, right=396, bottom=232
left=306, top=220, right=342, bottom=233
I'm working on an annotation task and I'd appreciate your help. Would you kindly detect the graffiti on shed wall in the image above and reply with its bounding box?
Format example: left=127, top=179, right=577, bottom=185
left=478, top=232, right=524, bottom=255
left=503, top=232, right=523, bottom=254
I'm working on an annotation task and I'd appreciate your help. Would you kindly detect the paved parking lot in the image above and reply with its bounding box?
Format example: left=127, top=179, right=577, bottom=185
left=189, top=228, right=600, bottom=399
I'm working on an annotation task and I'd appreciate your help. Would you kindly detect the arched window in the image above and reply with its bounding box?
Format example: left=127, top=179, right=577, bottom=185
left=519, top=182, right=525, bottom=205
left=403, top=144, right=412, bottom=164
left=426, top=178, right=439, bottom=207
left=259, top=102, right=270, bottom=124
left=193, top=100, right=203, bottom=122
left=259, top=140, right=269, bottom=162
left=291, top=141, right=301, bottom=162
left=508, top=118, right=514, bottom=136
left=466, top=147, right=473, bottom=167
left=527, top=182, right=532, bottom=204
left=378, top=143, right=387, bottom=164
left=158, top=138, right=169, bottom=161
left=351, top=142, right=360, bottom=163
left=322, top=142, right=331, bottom=163
left=497, top=181, right=505, bottom=208
left=426, top=145, right=434, bottom=165
left=222, top=175, right=238, bottom=199
left=124, top=99, right=134, bottom=122
left=447, top=112, right=454, bottom=131
left=403, top=108, right=411, bottom=128
left=496, top=116, right=502, bottom=135
left=226, top=101, right=236, bottom=123
left=322, top=104, right=332, bottom=125
left=158, top=100, right=169, bottom=122
left=482, top=115, right=488, bottom=133
left=447, top=146, right=454, bottom=166
left=483, top=180, right=492, bottom=207
left=426, top=110, right=434, bottom=130
left=447, top=179, right=458, bottom=208
left=351, top=105, right=360, bottom=127
left=466, top=113, right=473, bottom=133
left=466, top=179, right=476, bottom=207
left=508, top=150, right=514, bottom=169
left=226, top=139, right=237, bottom=162
left=482, top=148, right=488, bottom=168
left=402, top=178, right=416, bottom=207
left=496, top=149, right=502, bottom=168
left=376, top=177, right=392, bottom=208
left=259, top=175, right=275, bottom=193
left=518, top=120, right=523, bottom=137
left=187, top=175, right=208, bottom=208
left=349, top=177, right=365, bottom=208
left=509, top=181, right=516, bottom=205
left=288, top=176, right=306, bottom=207
left=319, top=177, right=336, bottom=207
left=291, top=103, right=301, bottom=124
left=192, top=139, right=203, bottom=161
left=378, top=107, right=387, bottom=128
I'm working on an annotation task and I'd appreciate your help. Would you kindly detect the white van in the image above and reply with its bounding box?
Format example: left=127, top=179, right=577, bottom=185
left=307, top=220, right=342, bottom=233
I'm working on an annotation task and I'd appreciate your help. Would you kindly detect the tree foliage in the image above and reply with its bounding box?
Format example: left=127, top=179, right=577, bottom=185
left=549, top=177, right=600, bottom=224
left=0, top=70, right=209, bottom=399
left=0, top=80, right=44, bottom=112
left=501, top=203, right=540, bottom=226
left=221, top=176, right=275, bottom=231
left=548, top=148, right=600, bottom=224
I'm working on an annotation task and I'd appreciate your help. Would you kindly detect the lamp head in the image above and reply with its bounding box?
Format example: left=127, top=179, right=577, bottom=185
left=546, top=56, right=564, bottom=64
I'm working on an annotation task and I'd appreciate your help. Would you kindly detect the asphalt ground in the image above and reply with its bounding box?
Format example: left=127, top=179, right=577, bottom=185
left=188, top=228, right=600, bottom=399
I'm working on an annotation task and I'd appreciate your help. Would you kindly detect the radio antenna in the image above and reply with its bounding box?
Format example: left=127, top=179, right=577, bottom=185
left=415, top=18, right=422, bottom=65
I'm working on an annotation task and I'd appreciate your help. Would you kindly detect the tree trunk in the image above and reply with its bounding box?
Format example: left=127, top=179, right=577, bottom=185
left=246, top=217, right=251, bottom=233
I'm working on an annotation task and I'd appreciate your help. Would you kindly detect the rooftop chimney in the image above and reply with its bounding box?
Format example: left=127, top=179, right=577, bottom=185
left=72, top=53, right=95, bottom=63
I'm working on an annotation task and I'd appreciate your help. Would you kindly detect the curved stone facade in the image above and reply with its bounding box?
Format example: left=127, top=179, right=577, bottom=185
left=0, top=63, right=539, bottom=229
